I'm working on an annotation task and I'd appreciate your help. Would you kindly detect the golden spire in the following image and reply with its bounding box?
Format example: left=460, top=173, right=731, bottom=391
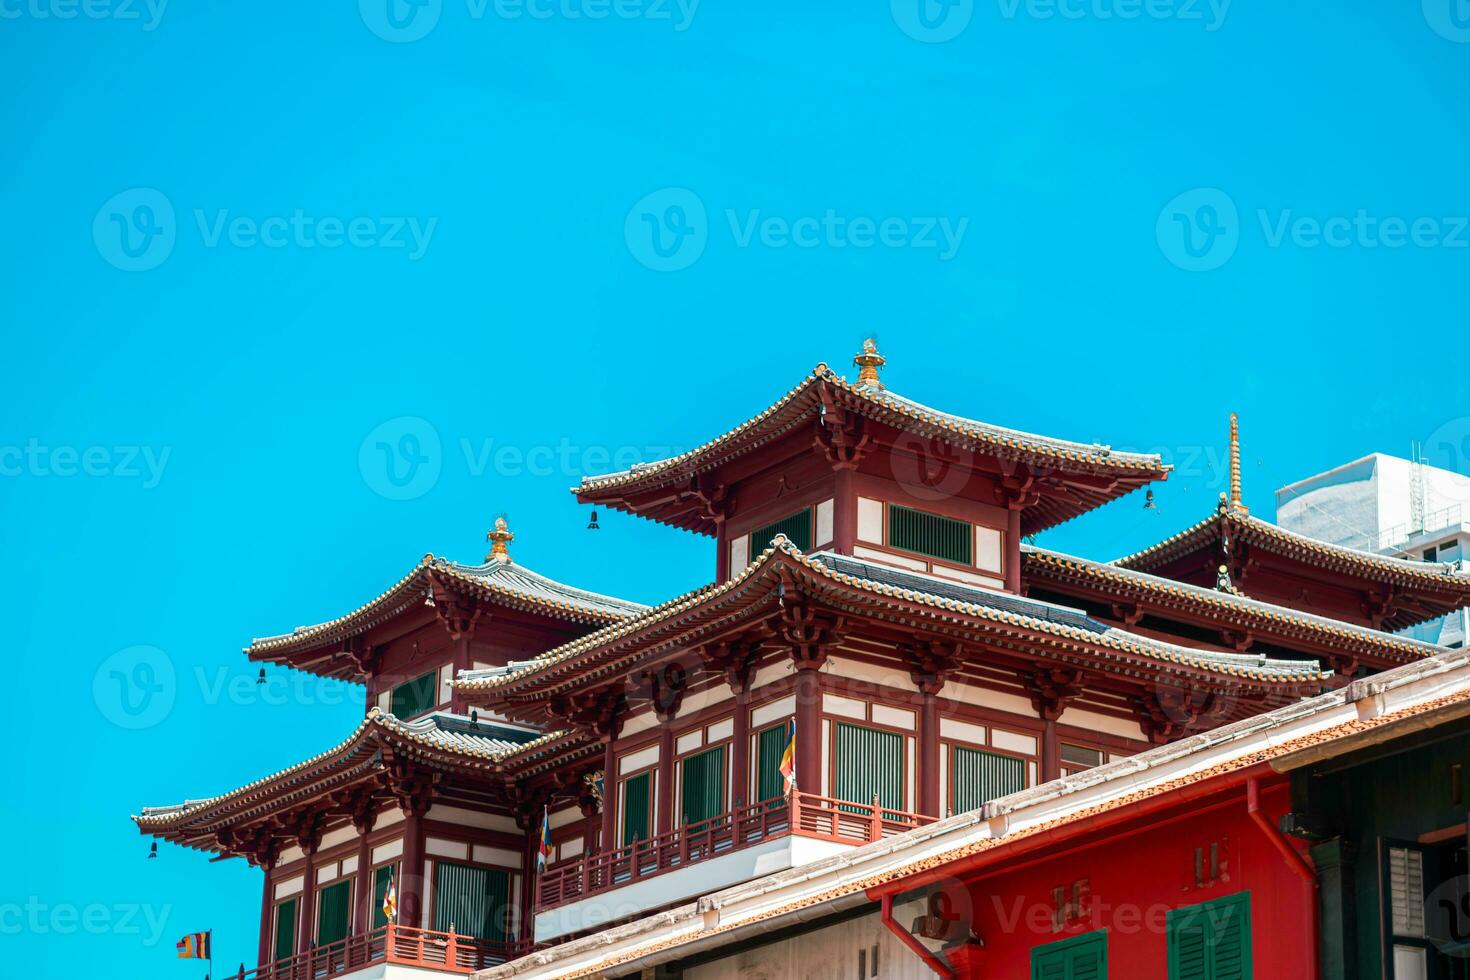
left=485, top=516, right=514, bottom=561
left=1228, top=412, right=1248, bottom=513
left=853, top=338, right=886, bottom=389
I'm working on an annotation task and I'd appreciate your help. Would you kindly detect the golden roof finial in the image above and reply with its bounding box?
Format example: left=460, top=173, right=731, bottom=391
left=853, top=338, right=885, bottom=389
left=1228, top=412, right=1248, bottom=513
left=486, top=516, right=514, bottom=561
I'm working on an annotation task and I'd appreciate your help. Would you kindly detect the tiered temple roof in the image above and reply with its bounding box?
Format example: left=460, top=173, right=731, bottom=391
left=246, top=550, right=647, bottom=680
left=574, top=354, right=1169, bottom=535
left=134, top=710, right=591, bottom=856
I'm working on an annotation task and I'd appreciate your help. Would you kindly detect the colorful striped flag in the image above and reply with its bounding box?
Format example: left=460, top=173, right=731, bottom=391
left=537, top=805, right=554, bottom=871
left=778, top=719, right=797, bottom=792
left=381, top=870, right=398, bottom=923
left=176, top=931, right=211, bottom=960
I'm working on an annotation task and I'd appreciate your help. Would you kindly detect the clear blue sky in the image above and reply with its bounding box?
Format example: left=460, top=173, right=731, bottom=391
left=4, top=1, right=1468, bottom=975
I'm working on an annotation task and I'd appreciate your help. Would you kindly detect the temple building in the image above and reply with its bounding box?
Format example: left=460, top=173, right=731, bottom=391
left=135, top=343, right=1470, bottom=979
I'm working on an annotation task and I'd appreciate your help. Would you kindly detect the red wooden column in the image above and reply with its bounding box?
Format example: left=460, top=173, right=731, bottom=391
left=918, top=686, right=941, bottom=816
left=352, top=808, right=375, bottom=935
left=257, top=860, right=275, bottom=968
left=400, top=807, right=427, bottom=929
left=1028, top=668, right=1083, bottom=786
left=600, top=734, right=618, bottom=852
left=794, top=666, right=823, bottom=796
left=730, top=684, right=751, bottom=808
left=656, top=723, right=676, bottom=836
left=1005, top=508, right=1022, bottom=593
left=831, top=469, right=857, bottom=555
left=297, top=844, right=318, bottom=956
left=907, top=643, right=959, bottom=818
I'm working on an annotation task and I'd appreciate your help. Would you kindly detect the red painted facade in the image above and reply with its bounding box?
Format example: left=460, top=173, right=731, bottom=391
left=874, top=773, right=1315, bottom=978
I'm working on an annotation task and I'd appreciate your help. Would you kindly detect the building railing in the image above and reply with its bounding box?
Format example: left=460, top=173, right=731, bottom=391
left=232, top=924, right=526, bottom=979
left=535, top=791, right=934, bottom=913
left=1378, top=505, right=1465, bottom=552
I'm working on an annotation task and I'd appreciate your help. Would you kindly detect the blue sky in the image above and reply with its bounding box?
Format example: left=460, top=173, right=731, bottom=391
left=3, top=1, right=1468, bottom=975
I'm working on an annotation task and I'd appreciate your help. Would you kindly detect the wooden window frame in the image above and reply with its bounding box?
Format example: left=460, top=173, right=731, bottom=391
left=828, top=719, right=908, bottom=812
left=619, top=767, right=657, bottom=846
left=389, top=668, right=440, bottom=720
left=271, top=896, right=299, bottom=964
left=1030, top=928, right=1108, bottom=978
left=313, top=876, right=354, bottom=948
left=745, top=507, right=815, bottom=556
left=948, top=742, right=1029, bottom=816
left=873, top=500, right=1007, bottom=580
left=428, top=856, right=515, bottom=942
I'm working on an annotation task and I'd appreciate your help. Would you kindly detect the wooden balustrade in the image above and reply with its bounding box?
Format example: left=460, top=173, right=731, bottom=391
left=535, top=792, right=933, bottom=913
left=232, top=924, right=525, bottom=980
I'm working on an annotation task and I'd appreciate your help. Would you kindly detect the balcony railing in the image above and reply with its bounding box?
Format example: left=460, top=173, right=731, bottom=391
left=232, top=924, right=526, bottom=979
left=536, top=791, right=934, bottom=912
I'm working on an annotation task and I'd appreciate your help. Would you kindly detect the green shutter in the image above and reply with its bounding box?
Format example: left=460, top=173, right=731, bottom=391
left=888, top=505, right=972, bottom=565
left=433, top=861, right=510, bottom=941
left=748, top=509, right=813, bottom=554
left=622, top=772, right=652, bottom=845
left=681, top=746, right=726, bottom=825
left=273, top=899, right=297, bottom=962
left=1031, top=930, right=1107, bottom=980
left=390, top=669, right=439, bottom=718
left=316, top=879, right=351, bottom=946
left=953, top=746, right=1027, bottom=813
left=371, top=864, right=396, bottom=929
left=834, top=723, right=903, bottom=811
left=755, top=724, right=789, bottom=803
left=1167, top=892, right=1252, bottom=980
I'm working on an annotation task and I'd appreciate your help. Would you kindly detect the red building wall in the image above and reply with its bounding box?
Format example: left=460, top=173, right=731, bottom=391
left=949, top=780, right=1313, bottom=977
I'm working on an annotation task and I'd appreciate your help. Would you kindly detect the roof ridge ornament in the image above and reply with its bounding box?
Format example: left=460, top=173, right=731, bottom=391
left=853, top=338, right=885, bottom=390
left=486, top=516, right=514, bottom=562
left=1229, top=412, right=1248, bottom=513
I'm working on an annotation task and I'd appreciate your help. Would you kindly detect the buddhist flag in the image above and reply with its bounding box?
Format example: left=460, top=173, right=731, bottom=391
left=537, top=806, right=554, bottom=871
left=382, top=871, right=398, bottom=923
left=778, top=719, right=797, bottom=792
left=176, top=931, right=211, bottom=960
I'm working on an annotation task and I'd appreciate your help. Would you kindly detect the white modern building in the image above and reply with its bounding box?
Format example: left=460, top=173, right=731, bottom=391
left=1277, top=453, right=1470, bottom=647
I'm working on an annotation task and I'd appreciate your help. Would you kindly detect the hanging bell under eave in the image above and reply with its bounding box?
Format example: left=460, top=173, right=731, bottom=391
left=256, top=667, right=266, bottom=685
left=148, top=842, right=158, bottom=860
left=1144, top=489, right=1158, bottom=511
left=587, top=510, right=600, bottom=531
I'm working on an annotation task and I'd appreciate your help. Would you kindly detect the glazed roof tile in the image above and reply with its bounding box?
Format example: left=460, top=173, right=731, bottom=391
left=576, top=367, right=1165, bottom=497
left=1024, top=545, right=1448, bottom=659
left=246, top=554, right=646, bottom=660
left=455, top=538, right=1330, bottom=697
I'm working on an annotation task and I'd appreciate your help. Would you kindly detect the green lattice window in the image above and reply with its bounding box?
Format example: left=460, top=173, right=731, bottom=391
left=1168, top=892, right=1252, bottom=979
left=888, top=505, right=972, bottom=565
left=952, top=746, right=1026, bottom=814
left=681, top=745, right=726, bottom=826
left=622, top=771, right=652, bottom=845
left=755, top=723, right=790, bottom=803
left=1032, top=930, right=1108, bottom=979
left=390, top=669, right=439, bottom=719
left=316, top=879, right=351, bottom=947
left=371, top=864, right=397, bottom=929
left=434, top=861, right=510, bottom=941
left=748, top=509, right=812, bottom=554
left=273, top=899, right=297, bottom=962
left=834, top=723, right=903, bottom=811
